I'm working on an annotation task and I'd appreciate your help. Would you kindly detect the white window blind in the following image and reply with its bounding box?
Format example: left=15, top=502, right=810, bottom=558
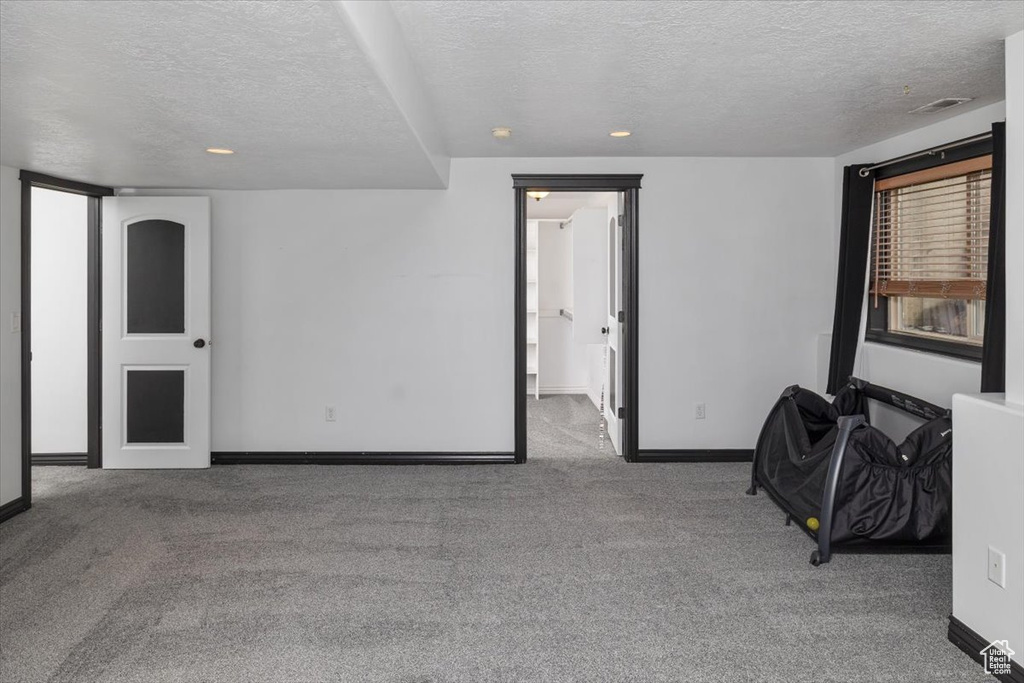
left=871, top=155, right=992, bottom=301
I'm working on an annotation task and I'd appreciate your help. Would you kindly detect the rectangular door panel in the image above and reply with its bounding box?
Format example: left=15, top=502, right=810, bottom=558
left=125, top=369, right=185, bottom=444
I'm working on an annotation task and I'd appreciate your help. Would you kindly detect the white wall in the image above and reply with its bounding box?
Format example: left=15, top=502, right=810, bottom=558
left=203, top=179, right=511, bottom=452
left=135, top=155, right=835, bottom=453
left=833, top=101, right=1006, bottom=437
left=1005, top=31, right=1024, bottom=406
left=950, top=31, right=1024, bottom=668
left=0, top=166, right=21, bottom=506
left=30, top=187, right=88, bottom=454
left=641, top=158, right=835, bottom=449
left=856, top=345, right=981, bottom=442
left=952, top=394, right=1023, bottom=666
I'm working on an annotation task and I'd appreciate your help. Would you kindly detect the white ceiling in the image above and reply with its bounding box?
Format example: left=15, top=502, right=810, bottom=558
left=526, top=191, right=616, bottom=220
left=391, top=0, right=1022, bottom=157
left=1, top=1, right=1022, bottom=189
left=0, top=1, right=445, bottom=189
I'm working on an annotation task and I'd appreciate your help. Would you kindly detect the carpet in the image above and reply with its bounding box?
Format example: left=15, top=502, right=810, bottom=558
left=527, top=395, right=616, bottom=459
left=1, top=413, right=980, bottom=681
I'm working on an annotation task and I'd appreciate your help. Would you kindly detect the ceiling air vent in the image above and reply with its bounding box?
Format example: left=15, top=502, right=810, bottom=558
left=908, top=98, right=973, bottom=114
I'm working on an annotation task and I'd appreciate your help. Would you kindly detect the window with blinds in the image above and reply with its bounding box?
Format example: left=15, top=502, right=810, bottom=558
left=871, top=156, right=991, bottom=300
left=868, top=155, right=991, bottom=350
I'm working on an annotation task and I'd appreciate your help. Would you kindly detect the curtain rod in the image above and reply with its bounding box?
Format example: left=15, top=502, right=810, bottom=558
left=858, top=132, right=992, bottom=177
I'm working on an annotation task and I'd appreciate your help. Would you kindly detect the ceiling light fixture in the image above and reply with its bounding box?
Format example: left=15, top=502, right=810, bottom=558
left=609, top=130, right=631, bottom=138
left=205, top=147, right=235, bottom=155
left=492, top=127, right=512, bottom=139
left=526, top=190, right=550, bottom=201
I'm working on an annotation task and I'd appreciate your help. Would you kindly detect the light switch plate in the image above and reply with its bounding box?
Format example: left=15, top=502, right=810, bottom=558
left=988, top=546, right=1006, bottom=588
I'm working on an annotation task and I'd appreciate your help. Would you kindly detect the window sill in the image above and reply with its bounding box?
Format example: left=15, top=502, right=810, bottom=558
left=864, top=330, right=982, bottom=362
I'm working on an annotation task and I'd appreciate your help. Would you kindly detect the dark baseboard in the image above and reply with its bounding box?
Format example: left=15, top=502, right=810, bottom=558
left=31, top=452, right=88, bottom=466
left=948, top=615, right=1024, bottom=683
left=635, top=449, right=754, bottom=463
left=212, top=452, right=517, bottom=465
left=0, top=497, right=30, bottom=524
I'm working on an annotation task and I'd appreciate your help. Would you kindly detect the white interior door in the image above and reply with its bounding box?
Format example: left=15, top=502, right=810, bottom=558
left=571, top=207, right=608, bottom=345
left=102, top=197, right=211, bottom=468
left=604, top=196, right=624, bottom=455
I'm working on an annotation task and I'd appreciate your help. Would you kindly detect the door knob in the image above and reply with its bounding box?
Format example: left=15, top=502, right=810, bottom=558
left=193, top=338, right=206, bottom=349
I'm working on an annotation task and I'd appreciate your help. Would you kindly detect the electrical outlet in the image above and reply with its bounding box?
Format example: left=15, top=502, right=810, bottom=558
left=10, top=313, right=20, bottom=333
left=325, top=406, right=337, bottom=423
left=988, top=546, right=1006, bottom=588
left=695, top=402, right=706, bottom=420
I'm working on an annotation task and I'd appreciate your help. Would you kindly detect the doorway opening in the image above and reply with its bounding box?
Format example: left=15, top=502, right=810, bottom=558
left=18, top=172, right=112, bottom=511
left=512, top=175, right=641, bottom=463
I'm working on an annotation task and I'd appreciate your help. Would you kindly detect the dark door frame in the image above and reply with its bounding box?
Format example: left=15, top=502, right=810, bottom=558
left=10, top=171, right=114, bottom=518
left=512, top=174, right=642, bottom=463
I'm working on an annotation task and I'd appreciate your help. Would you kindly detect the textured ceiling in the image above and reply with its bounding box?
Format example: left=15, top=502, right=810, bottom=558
left=0, top=0, right=444, bottom=189
left=391, top=0, right=1023, bottom=157
left=1, top=1, right=1022, bottom=189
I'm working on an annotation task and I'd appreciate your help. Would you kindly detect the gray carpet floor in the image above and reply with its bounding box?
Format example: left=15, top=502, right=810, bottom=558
left=0, top=405, right=982, bottom=682
left=528, top=395, right=616, bottom=459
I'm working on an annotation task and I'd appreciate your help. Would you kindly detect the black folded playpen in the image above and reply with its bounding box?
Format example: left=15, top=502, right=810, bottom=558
left=747, top=377, right=952, bottom=565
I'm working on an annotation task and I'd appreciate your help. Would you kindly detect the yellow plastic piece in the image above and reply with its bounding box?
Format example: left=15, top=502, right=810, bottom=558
left=806, top=517, right=820, bottom=531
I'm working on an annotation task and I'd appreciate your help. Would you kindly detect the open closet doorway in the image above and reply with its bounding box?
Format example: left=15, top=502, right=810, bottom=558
left=512, top=175, right=642, bottom=463
left=18, top=172, right=112, bottom=505
left=29, top=185, right=91, bottom=466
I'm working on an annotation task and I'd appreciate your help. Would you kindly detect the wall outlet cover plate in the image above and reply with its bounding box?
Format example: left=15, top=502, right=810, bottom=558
left=988, top=546, right=1006, bottom=588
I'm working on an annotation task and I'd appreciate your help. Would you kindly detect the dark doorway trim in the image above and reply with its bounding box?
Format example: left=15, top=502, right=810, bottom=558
left=512, top=174, right=642, bottom=463
left=512, top=175, right=644, bottom=191
left=20, top=171, right=115, bottom=198
left=14, top=171, right=113, bottom=521
left=212, top=452, right=516, bottom=465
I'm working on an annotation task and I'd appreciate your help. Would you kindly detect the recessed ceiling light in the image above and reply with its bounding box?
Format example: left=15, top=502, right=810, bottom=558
left=609, top=130, right=631, bottom=138
left=492, top=127, right=512, bottom=139
left=205, top=147, right=235, bottom=155
left=526, top=190, right=550, bottom=201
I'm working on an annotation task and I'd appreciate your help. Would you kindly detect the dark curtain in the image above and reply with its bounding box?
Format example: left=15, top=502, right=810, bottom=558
left=981, top=122, right=1006, bottom=392
left=826, top=164, right=875, bottom=395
